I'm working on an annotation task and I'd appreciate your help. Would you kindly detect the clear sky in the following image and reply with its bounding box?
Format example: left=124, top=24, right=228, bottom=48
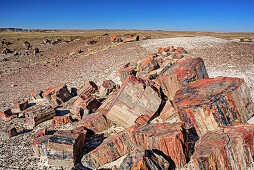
left=0, top=0, right=253, bottom=32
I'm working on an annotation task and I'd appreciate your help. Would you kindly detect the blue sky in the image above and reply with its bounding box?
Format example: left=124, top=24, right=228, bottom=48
left=0, top=0, right=253, bottom=32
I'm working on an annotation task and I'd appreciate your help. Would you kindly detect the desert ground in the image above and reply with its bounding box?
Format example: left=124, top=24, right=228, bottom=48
left=0, top=30, right=254, bottom=169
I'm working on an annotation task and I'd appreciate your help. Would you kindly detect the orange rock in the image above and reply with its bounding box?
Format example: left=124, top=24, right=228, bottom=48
left=134, top=115, right=151, bottom=126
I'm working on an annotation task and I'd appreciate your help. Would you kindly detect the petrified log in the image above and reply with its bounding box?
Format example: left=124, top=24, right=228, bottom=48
left=77, top=81, right=98, bottom=100
left=174, top=77, right=254, bottom=136
left=32, top=135, right=51, bottom=157
left=42, top=84, right=72, bottom=106
left=14, top=100, right=29, bottom=111
left=0, top=126, right=17, bottom=140
left=80, top=110, right=115, bottom=133
left=139, top=57, right=159, bottom=72
left=160, top=100, right=179, bottom=122
left=82, top=122, right=187, bottom=169
left=31, top=90, right=43, bottom=100
left=158, top=57, right=208, bottom=100
left=193, top=124, right=254, bottom=170
left=51, top=113, right=72, bottom=127
left=107, top=75, right=161, bottom=128
left=34, top=128, right=48, bottom=138
left=122, top=35, right=139, bottom=42
left=25, top=105, right=56, bottom=129
left=46, top=130, right=86, bottom=167
left=99, top=80, right=116, bottom=96
left=73, top=96, right=101, bottom=120
left=118, top=66, right=136, bottom=82
left=81, top=127, right=135, bottom=169
left=132, top=122, right=188, bottom=168
left=134, top=115, right=151, bottom=126
left=0, top=109, right=15, bottom=121
left=119, top=150, right=170, bottom=170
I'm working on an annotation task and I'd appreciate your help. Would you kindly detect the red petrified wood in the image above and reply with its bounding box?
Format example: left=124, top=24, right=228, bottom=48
left=82, top=122, right=188, bottom=169
left=32, top=135, right=51, bottom=157
left=42, top=84, right=72, bottom=106
left=46, top=129, right=86, bottom=167
left=0, top=109, right=16, bottom=121
left=77, top=81, right=98, bottom=100
left=123, top=35, right=139, bottom=42
left=51, top=113, right=72, bottom=127
left=158, top=57, right=208, bottom=100
left=139, top=57, right=159, bottom=72
left=99, top=80, right=116, bottom=96
left=73, top=96, right=101, bottom=120
left=193, top=124, right=254, bottom=170
left=118, top=66, right=136, bottom=82
left=80, top=110, right=115, bottom=133
left=82, top=126, right=136, bottom=169
left=119, top=150, right=170, bottom=169
left=174, top=77, right=254, bottom=136
left=14, top=100, right=29, bottom=111
left=107, top=75, right=161, bottom=128
left=25, top=105, right=56, bottom=129
left=132, top=122, right=188, bottom=168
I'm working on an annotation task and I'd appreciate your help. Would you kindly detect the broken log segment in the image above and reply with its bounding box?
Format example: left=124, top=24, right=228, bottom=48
left=174, top=77, right=254, bottom=136
left=46, top=129, right=86, bottom=167
left=82, top=122, right=188, bottom=169
left=107, top=75, right=161, bottom=128
left=25, top=105, right=56, bottom=129
left=193, top=124, right=254, bottom=170
left=158, top=57, right=208, bottom=100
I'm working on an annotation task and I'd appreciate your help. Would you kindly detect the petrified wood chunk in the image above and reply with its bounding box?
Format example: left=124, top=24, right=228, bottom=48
left=174, top=77, right=254, bottom=136
left=25, top=105, right=56, bottom=129
left=119, top=150, right=170, bottom=170
left=0, top=109, right=14, bottom=121
left=32, top=135, right=51, bottom=157
left=132, top=122, right=188, bottom=168
left=82, top=122, right=187, bottom=169
left=14, top=100, right=29, bottom=111
left=73, top=96, right=101, bottom=120
left=139, top=57, right=159, bottom=72
left=80, top=110, right=115, bottom=133
left=118, top=66, right=136, bottom=82
left=107, top=75, right=161, bottom=128
left=82, top=127, right=135, bottom=169
left=0, top=126, right=17, bottom=140
left=46, top=130, right=86, bottom=167
left=42, top=84, right=72, bottom=106
left=77, top=81, right=98, bottom=100
left=99, top=80, right=116, bottom=96
left=193, top=124, right=254, bottom=170
left=51, top=113, right=72, bottom=127
left=158, top=57, right=208, bottom=100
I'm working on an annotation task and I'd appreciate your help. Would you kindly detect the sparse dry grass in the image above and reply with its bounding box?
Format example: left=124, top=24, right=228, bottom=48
left=1, top=30, right=253, bottom=41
